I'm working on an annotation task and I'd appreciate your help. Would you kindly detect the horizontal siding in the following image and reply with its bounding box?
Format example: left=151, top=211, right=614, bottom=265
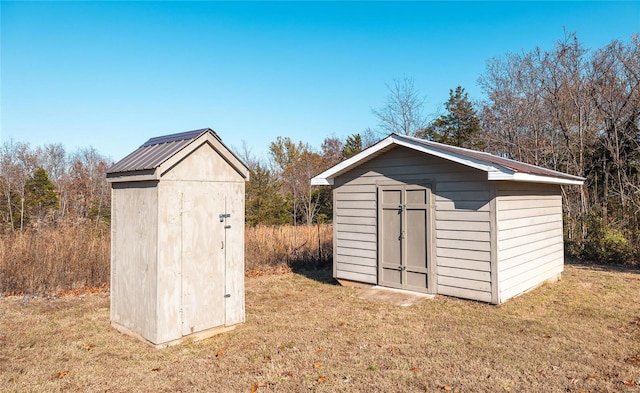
left=500, top=261, right=563, bottom=301
left=336, top=208, right=376, bottom=218
left=437, top=191, right=491, bottom=201
left=498, top=221, right=562, bottom=241
left=436, top=210, right=491, bottom=222
left=437, top=238, right=491, bottom=252
left=336, top=231, right=376, bottom=242
left=337, top=239, right=376, bottom=251
left=336, top=262, right=377, bottom=275
left=438, top=257, right=491, bottom=272
left=438, top=285, right=493, bottom=303
left=438, top=229, right=491, bottom=242
left=498, top=214, right=562, bottom=231
left=335, top=192, right=376, bottom=201
left=336, top=223, right=376, bottom=234
left=438, top=266, right=491, bottom=281
left=436, top=220, right=491, bottom=232
left=496, top=182, right=564, bottom=302
left=336, top=200, right=376, bottom=210
left=500, top=247, right=563, bottom=282
left=437, top=247, right=490, bottom=262
left=334, top=188, right=377, bottom=284
left=437, top=200, right=490, bottom=211
left=336, top=269, right=377, bottom=284
left=335, top=215, right=376, bottom=226
left=500, top=242, right=564, bottom=272
left=439, top=275, right=492, bottom=292
left=333, top=146, right=493, bottom=301
left=499, top=227, right=563, bottom=252
left=336, top=246, right=377, bottom=259
left=498, top=206, right=562, bottom=221
left=334, top=254, right=376, bottom=266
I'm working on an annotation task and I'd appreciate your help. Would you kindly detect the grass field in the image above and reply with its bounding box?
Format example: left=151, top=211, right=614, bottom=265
left=1, top=263, right=639, bottom=392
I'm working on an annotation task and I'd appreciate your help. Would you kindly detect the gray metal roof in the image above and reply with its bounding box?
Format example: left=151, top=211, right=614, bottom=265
left=400, top=134, right=585, bottom=182
left=107, top=128, right=219, bottom=174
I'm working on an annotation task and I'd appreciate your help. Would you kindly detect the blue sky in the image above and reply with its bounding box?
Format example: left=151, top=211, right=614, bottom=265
left=1, top=1, right=638, bottom=163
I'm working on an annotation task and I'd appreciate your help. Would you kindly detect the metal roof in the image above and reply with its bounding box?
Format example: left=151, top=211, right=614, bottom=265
left=311, top=133, right=585, bottom=186
left=401, top=134, right=584, bottom=182
left=107, top=128, right=218, bottom=174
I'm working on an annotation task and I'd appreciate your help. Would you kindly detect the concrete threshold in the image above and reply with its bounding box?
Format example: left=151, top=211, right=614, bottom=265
left=355, top=286, right=434, bottom=307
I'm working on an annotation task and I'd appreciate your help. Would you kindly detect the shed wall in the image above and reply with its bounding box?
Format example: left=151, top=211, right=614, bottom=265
left=156, top=143, right=246, bottom=343
left=333, top=146, right=493, bottom=301
left=110, top=182, right=159, bottom=342
left=496, top=182, right=564, bottom=301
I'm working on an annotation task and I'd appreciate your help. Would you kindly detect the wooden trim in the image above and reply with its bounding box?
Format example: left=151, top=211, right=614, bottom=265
left=489, top=182, right=500, bottom=304
left=159, top=133, right=249, bottom=181
left=332, top=188, right=338, bottom=279
left=427, top=183, right=437, bottom=294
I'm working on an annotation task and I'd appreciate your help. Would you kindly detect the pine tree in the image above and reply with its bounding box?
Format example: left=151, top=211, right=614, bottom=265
left=422, top=86, right=483, bottom=149
left=24, top=167, right=59, bottom=225
left=245, top=164, right=290, bottom=226
left=342, top=134, right=363, bottom=159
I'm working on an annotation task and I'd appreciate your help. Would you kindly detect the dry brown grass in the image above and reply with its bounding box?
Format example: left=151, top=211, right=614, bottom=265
left=245, top=224, right=332, bottom=270
left=0, top=221, right=110, bottom=295
left=1, top=263, right=639, bottom=392
left=0, top=224, right=332, bottom=295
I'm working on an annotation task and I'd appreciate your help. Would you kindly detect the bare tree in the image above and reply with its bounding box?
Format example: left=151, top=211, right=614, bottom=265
left=320, top=136, right=343, bottom=167
left=480, top=32, right=640, bottom=256
left=235, top=140, right=260, bottom=171
left=372, top=77, right=427, bottom=136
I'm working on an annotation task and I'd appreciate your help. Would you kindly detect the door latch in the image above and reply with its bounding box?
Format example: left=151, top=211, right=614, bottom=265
left=219, top=213, right=231, bottom=222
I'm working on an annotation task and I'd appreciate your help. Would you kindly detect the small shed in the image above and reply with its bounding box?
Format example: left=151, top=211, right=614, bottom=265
left=106, top=128, right=249, bottom=347
left=311, top=134, right=584, bottom=304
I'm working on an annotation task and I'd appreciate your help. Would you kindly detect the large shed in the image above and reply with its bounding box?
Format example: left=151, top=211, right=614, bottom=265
left=311, top=134, right=584, bottom=304
left=106, top=128, right=249, bottom=347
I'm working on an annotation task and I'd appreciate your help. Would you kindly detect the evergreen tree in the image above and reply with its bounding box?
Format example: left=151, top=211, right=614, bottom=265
left=245, top=164, right=290, bottom=226
left=25, top=167, right=59, bottom=225
left=422, top=86, right=483, bottom=149
left=342, top=134, right=363, bottom=159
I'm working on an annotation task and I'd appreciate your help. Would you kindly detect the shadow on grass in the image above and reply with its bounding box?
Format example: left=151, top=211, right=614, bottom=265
left=566, top=257, right=639, bottom=274
left=289, top=258, right=339, bottom=285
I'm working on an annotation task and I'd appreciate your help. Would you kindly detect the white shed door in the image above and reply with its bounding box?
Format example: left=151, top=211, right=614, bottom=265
left=181, top=191, right=226, bottom=336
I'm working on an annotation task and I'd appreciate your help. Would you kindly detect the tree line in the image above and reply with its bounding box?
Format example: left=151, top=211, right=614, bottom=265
left=0, top=142, right=111, bottom=232
left=1, top=32, right=637, bottom=263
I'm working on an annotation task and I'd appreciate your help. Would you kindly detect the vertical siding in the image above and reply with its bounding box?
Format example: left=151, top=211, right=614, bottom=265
left=156, top=146, right=246, bottom=343
left=496, top=182, right=564, bottom=302
left=333, top=146, right=493, bottom=301
left=110, top=182, right=159, bottom=343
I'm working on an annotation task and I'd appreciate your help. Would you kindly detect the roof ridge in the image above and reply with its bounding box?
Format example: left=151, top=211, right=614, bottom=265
left=141, top=128, right=211, bottom=147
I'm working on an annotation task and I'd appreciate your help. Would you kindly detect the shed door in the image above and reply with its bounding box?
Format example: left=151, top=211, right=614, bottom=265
left=181, top=191, right=226, bottom=336
left=378, top=185, right=430, bottom=293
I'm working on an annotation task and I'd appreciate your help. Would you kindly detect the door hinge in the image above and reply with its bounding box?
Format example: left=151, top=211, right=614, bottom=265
left=224, top=294, right=231, bottom=298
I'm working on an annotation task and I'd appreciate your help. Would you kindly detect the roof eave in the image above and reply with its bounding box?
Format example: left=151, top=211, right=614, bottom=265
left=488, top=172, right=585, bottom=185
left=106, top=169, right=160, bottom=183
left=310, top=136, right=395, bottom=185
